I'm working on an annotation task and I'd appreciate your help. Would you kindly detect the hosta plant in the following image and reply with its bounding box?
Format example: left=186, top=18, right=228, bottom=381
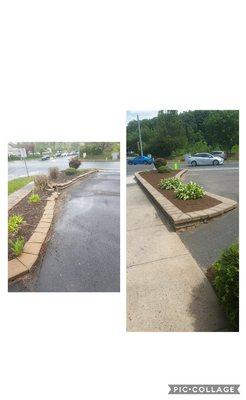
left=159, top=177, right=181, bottom=190
left=28, top=193, right=41, bottom=203
left=175, top=181, right=204, bottom=200
left=8, top=214, right=24, bottom=233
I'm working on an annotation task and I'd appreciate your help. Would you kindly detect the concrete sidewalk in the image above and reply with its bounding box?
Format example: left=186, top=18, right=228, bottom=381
left=8, top=181, right=34, bottom=211
left=127, top=183, right=227, bottom=332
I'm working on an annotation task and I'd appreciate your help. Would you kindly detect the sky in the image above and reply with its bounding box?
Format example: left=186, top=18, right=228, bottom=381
left=126, top=110, right=187, bottom=123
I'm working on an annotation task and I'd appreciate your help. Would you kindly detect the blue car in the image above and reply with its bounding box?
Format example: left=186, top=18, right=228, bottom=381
left=127, top=155, right=153, bottom=165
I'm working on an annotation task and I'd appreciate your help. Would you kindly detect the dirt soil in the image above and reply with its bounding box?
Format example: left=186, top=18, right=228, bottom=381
left=139, top=170, right=221, bottom=213
left=8, top=190, right=50, bottom=260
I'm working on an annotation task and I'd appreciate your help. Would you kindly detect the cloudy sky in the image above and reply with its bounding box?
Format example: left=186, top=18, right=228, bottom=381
left=126, top=110, right=187, bottom=123
left=126, top=110, right=158, bottom=123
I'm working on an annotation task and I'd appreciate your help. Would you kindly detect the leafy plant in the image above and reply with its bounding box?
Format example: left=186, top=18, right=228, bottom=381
left=154, top=158, right=167, bottom=169
left=65, top=167, right=77, bottom=175
left=175, top=181, right=205, bottom=200
left=34, top=175, right=48, bottom=191
left=159, top=177, right=181, bottom=190
left=8, top=215, right=24, bottom=233
left=9, top=236, right=25, bottom=256
left=49, top=167, right=59, bottom=180
left=28, top=193, right=41, bottom=203
left=69, top=156, right=81, bottom=169
left=213, top=242, right=239, bottom=330
left=157, top=166, right=172, bottom=173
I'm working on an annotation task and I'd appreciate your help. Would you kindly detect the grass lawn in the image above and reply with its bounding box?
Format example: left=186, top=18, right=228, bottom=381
left=8, top=176, right=35, bottom=195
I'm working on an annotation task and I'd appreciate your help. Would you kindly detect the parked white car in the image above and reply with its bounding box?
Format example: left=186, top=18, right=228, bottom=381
left=187, top=153, right=224, bottom=167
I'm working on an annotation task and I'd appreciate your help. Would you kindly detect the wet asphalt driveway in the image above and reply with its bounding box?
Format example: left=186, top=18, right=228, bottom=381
left=9, top=171, right=120, bottom=292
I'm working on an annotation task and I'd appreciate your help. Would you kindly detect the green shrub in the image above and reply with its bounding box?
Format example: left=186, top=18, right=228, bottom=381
left=231, top=144, right=239, bottom=154
left=175, top=181, right=204, bottom=200
left=157, top=166, right=172, bottom=173
left=154, top=158, right=167, bottom=169
left=159, top=177, right=181, bottom=190
left=49, top=167, right=59, bottom=180
left=213, top=242, right=239, bottom=330
left=28, top=193, right=41, bottom=203
left=69, top=156, right=81, bottom=169
left=34, top=175, right=48, bottom=191
left=9, top=236, right=25, bottom=256
left=8, top=215, right=24, bottom=233
left=65, top=167, right=77, bottom=176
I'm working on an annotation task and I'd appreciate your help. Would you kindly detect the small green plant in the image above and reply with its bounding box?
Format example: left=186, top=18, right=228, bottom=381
left=28, top=193, right=41, bottom=203
left=159, top=177, right=181, bottom=190
left=69, top=156, right=81, bottom=169
left=8, top=215, right=24, bottom=233
left=213, top=242, right=239, bottom=330
left=175, top=181, right=205, bottom=200
left=9, top=236, right=25, bottom=256
left=154, top=158, right=167, bottom=169
left=34, top=175, right=48, bottom=191
left=157, top=166, right=172, bottom=173
left=65, top=167, right=77, bottom=175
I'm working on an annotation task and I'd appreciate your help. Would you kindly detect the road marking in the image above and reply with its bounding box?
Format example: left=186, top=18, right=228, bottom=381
left=187, top=167, right=238, bottom=171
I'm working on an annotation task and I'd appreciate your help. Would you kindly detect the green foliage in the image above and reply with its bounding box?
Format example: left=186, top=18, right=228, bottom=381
left=159, top=177, right=181, bottom=190
left=175, top=181, right=205, bottom=200
left=231, top=144, right=239, bottom=154
left=49, top=167, right=59, bottom=180
left=65, top=167, right=77, bottom=175
left=8, top=176, right=36, bottom=195
left=127, top=110, right=239, bottom=157
left=213, top=242, right=239, bottom=330
left=34, top=175, right=48, bottom=191
left=154, top=158, right=167, bottom=169
left=69, top=156, right=81, bottom=169
left=28, top=193, right=41, bottom=203
left=9, top=236, right=25, bottom=256
left=157, top=166, right=172, bottom=173
left=8, top=215, right=24, bottom=233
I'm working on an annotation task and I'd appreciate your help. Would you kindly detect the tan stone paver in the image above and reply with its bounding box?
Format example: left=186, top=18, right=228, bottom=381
left=23, top=242, right=42, bottom=255
left=17, top=253, right=38, bottom=270
left=28, top=232, right=47, bottom=243
left=8, top=259, right=28, bottom=281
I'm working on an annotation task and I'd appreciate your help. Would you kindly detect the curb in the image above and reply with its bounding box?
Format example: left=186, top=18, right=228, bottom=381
left=135, top=169, right=238, bottom=231
left=50, top=169, right=98, bottom=190
left=8, top=191, right=59, bottom=282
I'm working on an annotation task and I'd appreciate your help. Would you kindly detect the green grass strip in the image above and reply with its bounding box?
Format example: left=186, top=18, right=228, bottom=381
left=8, top=176, right=35, bottom=195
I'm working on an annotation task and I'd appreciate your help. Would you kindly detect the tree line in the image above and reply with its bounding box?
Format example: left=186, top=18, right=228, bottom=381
left=127, top=110, right=239, bottom=157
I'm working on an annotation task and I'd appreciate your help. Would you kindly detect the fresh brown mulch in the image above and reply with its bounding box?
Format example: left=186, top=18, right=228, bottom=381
left=139, top=170, right=221, bottom=213
left=8, top=190, right=49, bottom=260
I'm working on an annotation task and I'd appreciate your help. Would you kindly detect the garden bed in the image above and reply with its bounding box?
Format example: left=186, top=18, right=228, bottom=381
left=8, top=189, right=49, bottom=260
left=49, top=168, right=90, bottom=184
left=139, top=170, right=221, bottom=213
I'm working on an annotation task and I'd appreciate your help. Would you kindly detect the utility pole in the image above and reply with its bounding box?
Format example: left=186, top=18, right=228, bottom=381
left=137, top=114, right=143, bottom=157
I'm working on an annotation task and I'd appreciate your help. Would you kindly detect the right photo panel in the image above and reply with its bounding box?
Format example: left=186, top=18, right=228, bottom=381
left=127, top=110, right=239, bottom=332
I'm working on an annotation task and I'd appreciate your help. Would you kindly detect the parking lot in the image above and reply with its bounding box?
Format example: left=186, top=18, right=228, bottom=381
left=127, top=161, right=239, bottom=270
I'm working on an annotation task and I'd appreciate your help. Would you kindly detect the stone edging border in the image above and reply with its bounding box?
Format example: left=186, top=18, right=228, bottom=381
left=50, top=169, right=98, bottom=190
left=8, top=170, right=98, bottom=282
left=135, top=169, right=238, bottom=231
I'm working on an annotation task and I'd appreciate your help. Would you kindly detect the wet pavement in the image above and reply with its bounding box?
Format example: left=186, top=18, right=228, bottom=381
left=9, top=171, right=120, bottom=292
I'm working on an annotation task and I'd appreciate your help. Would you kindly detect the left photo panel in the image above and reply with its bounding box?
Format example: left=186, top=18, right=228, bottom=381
left=8, top=142, right=120, bottom=292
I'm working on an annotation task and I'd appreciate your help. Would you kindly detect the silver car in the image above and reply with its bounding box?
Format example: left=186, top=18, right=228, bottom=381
left=187, top=153, right=224, bottom=167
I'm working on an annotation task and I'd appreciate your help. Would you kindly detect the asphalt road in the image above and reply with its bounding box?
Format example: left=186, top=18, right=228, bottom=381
left=8, top=158, right=120, bottom=180
left=127, top=161, right=239, bottom=270
left=9, top=171, right=120, bottom=292
left=179, top=167, right=239, bottom=270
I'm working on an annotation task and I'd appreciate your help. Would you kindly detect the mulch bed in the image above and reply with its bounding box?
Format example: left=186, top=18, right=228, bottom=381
left=48, top=169, right=90, bottom=184
left=8, top=189, right=50, bottom=260
left=139, top=170, right=221, bottom=213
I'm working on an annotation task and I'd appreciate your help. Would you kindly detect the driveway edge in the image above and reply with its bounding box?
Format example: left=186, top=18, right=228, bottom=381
left=51, top=169, right=98, bottom=190
left=8, top=191, right=60, bottom=282
left=135, top=169, right=238, bottom=231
